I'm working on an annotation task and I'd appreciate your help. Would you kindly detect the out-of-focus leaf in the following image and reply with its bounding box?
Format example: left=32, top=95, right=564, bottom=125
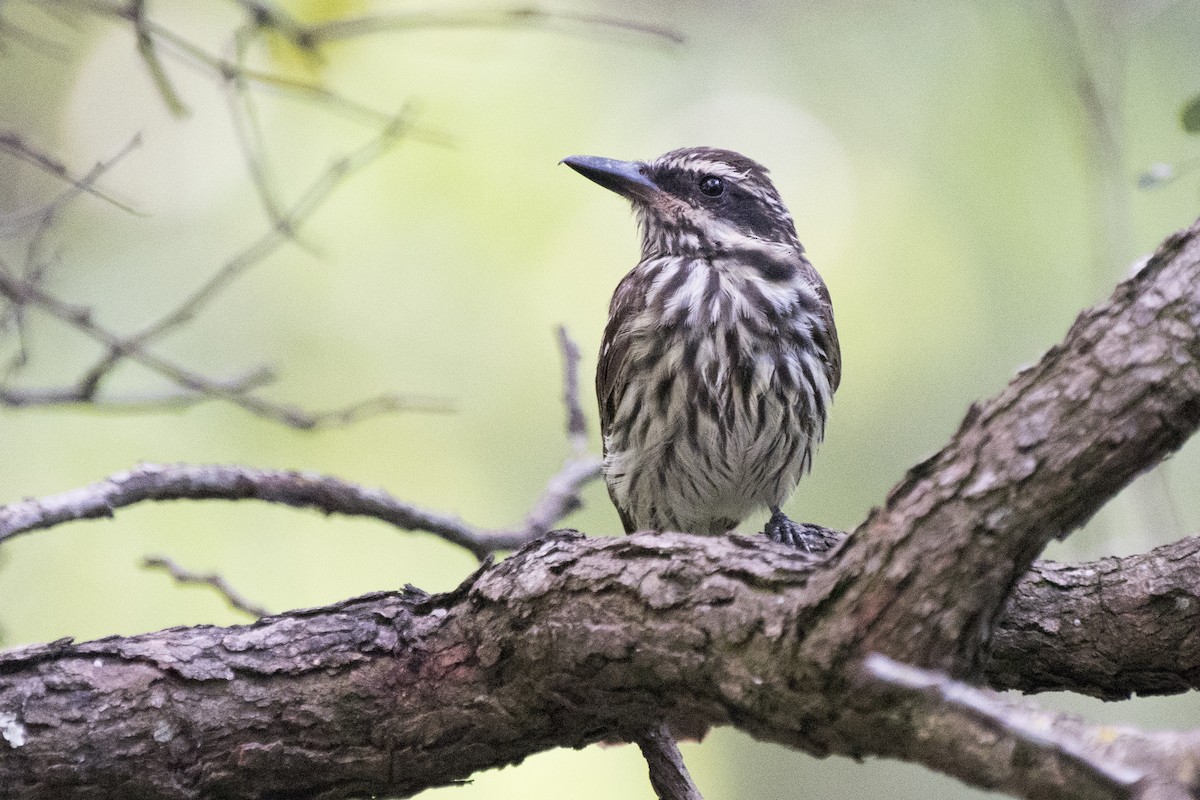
left=1138, top=162, right=1175, bottom=190
left=1182, top=93, right=1200, bottom=133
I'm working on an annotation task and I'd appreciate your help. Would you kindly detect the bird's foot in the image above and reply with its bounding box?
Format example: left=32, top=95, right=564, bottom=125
left=764, top=507, right=839, bottom=554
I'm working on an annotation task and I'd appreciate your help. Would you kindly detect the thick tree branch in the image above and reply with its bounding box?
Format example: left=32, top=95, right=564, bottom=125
left=987, top=535, right=1200, bottom=699
left=5, top=532, right=1200, bottom=800
left=0, top=533, right=849, bottom=800
left=806, top=218, right=1200, bottom=676
left=3, top=461, right=1198, bottom=702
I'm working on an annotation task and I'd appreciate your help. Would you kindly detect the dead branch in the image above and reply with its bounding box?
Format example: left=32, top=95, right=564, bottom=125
left=0, top=131, right=138, bottom=215
left=4, top=531, right=1200, bottom=800
left=0, top=260, right=438, bottom=428
left=1, top=4, right=443, bottom=425
left=0, top=116, right=445, bottom=425
left=637, top=722, right=704, bottom=800
left=292, top=7, right=684, bottom=48
left=0, top=327, right=602, bottom=559
left=142, top=555, right=268, bottom=619
left=802, top=219, right=1200, bottom=678
left=987, top=534, right=1200, bottom=699
left=858, top=655, right=1146, bottom=800
left=556, top=324, right=589, bottom=454
left=0, top=458, right=600, bottom=561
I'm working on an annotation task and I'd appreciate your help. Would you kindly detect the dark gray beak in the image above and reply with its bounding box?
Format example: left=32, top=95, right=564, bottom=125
left=561, top=155, right=659, bottom=201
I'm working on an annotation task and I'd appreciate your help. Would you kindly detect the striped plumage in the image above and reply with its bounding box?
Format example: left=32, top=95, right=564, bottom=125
left=563, top=147, right=840, bottom=537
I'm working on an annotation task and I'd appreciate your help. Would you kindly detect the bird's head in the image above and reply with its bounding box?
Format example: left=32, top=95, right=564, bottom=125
left=562, top=147, right=801, bottom=257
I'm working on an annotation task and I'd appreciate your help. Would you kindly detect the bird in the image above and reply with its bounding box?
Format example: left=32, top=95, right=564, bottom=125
left=562, top=147, right=840, bottom=546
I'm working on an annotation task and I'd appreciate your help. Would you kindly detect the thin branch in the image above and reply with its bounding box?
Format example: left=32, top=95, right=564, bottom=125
left=298, top=8, right=684, bottom=48
left=224, top=0, right=304, bottom=43
left=0, top=330, right=602, bottom=554
left=0, top=131, right=141, bottom=219
left=859, top=655, right=1143, bottom=800
left=556, top=324, right=589, bottom=455
left=120, top=111, right=413, bottom=350
left=1, top=136, right=142, bottom=396
left=0, top=116, right=434, bottom=425
left=225, top=25, right=287, bottom=230
left=636, top=722, right=705, bottom=800
left=0, top=263, right=440, bottom=428
left=0, top=364, right=275, bottom=410
left=517, top=456, right=603, bottom=545
left=130, top=0, right=188, bottom=117
left=142, top=555, right=268, bottom=618
left=39, top=0, right=447, bottom=138
left=0, top=2, right=72, bottom=58
left=0, top=459, right=599, bottom=559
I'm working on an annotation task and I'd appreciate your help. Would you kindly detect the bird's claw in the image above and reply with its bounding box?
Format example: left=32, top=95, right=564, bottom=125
left=764, top=507, right=838, bottom=554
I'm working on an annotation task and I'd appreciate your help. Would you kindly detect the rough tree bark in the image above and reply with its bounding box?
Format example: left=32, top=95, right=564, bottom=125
left=0, top=216, right=1198, bottom=800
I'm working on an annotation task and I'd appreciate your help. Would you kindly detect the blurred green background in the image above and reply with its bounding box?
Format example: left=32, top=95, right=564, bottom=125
left=2, top=1, right=1199, bottom=798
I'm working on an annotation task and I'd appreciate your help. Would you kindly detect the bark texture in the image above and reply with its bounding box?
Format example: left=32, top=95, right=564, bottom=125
left=1, top=216, right=1199, bottom=799
left=803, top=221, right=1200, bottom=680
left=988, top=536, right=1200, bottom=699
left=4, top=533, right=1200, bottom=800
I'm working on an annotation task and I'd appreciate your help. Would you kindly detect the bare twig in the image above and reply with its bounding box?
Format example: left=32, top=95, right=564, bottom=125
left=3, top=135, right=143, bottom=260
left=0, top=131, right=140, bottom=218
left=0, top=461, right=599, bottom=559
left=0, top=330, right=602, bottom=556
left=225, top=26, right=287, bottom=229
left=126, top=112, right=414, bottom=349
left=556, top=324, right=589, bottom=454
left=32, top=1, right=446, bottom=140
left=0, top=263, right=442, bottom=427
left=225, top=0, right=304, bottom=43
left=0, top=7, right=71, bottom=58
left=0, top=114, right=438, bottom=424
left=142, top=555, right=268, bottom=618
left=636, top=722, right=704, bottom=800
left=297, top=8, right=684, bottom=48
left=512, top=327, right=604, bottom=550
left=0, top=365, right=275, bottom=410
left=130, top=0, right=187, bottom=117
left=2, top=134, right=139, bottom=390
left=518, top=456, right=603, bottom=542
left=0, top=5, right=453, bottom=428
left=860, top=655, right=1143, bottom=800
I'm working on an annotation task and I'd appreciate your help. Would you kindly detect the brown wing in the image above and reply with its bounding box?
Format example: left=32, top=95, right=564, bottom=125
left=814, top=279, right=841, bottom=392
left=596, top=269, right=648, bottom=444
left=596, top=268, right=650, bottom=534
left=797, top=255, right=840, bottom=393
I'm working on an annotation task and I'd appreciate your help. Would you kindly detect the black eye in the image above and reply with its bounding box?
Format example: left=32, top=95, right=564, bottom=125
left=698, top=175, right=725, bottom=197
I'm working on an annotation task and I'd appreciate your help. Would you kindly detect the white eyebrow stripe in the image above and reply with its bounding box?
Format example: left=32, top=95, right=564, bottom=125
left=659, top=155, right=751, bottom=182
left=657, top=154, right=748, bottom=183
